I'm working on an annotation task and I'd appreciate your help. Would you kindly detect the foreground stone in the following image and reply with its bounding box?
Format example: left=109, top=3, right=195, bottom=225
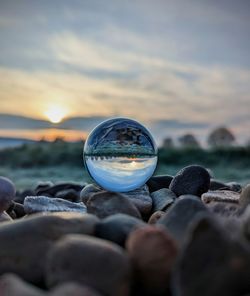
left=157, top=196, right=208, bottom=244
left=173, top=216, right=250, bottom=296
left=126, top=226, right=178, bottom=295
left=0, top=177, right=16, bottom=213
left=0, top=213, right=99, bottom=285
left=46, top=234, right=131, bottom=296
left=24, top=196, right=87, bottom=214
left=169, top=165, right=210, bottom=197
left=86, top=191, right=141, bottom=219
left=95, top=214, right=145, bottom=246
left=0, top=273, right=46, bottom=296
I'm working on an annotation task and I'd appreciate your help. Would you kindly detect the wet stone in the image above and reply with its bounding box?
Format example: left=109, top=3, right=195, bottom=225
left=151, top=188, right=176, bottom=212
left=202, top=190, right=240, bottom=204
left=169, top=165, right=210, bottom=197
left=157, top=196, right=208, bottom=244
left=86, top=191, right=141, bottom=219
left=146, top=175, right=173, bottom=193
left=24, top=196, right=87, bottom=214
left=173, top=215, right=250, bottom=296
left=46, top=234, right=131, bottom=296
left=95, top=213, right=145, bottom=247
left=0, top=177, right=16, bottom=213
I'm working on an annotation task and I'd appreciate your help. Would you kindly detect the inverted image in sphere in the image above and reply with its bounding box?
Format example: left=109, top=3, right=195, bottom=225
left=83, top=118, right=158, bottom=192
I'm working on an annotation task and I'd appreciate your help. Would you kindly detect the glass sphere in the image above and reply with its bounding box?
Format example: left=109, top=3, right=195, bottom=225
left=83, top=118, right=158, bottom=192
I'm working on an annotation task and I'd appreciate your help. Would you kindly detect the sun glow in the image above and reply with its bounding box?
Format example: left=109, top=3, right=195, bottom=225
left=44, top=105, right=67, bottom=123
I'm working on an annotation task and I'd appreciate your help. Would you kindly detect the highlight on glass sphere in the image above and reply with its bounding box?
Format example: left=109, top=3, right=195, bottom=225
left=83, top=118, right=158, bottom=192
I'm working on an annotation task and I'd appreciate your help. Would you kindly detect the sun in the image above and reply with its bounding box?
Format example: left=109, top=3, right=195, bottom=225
left=44, top=105, right=67, bottom=124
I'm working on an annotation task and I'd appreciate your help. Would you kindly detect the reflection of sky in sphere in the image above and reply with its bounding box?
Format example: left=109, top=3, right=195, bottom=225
left=86, top=157, right=157, bottom=192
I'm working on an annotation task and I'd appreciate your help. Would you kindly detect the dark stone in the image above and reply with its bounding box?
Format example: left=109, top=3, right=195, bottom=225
left=146, top=175, right=173, bottom=193
left=13, top=202, right=26, bottom=218
left=0, top=213, right=99, bottom=285
left=36, top=182, right=83, bottom=197
left=80, top=184, right=101, bottom=204
left=35, top=181, right=54, bottom=195
left=95, top=214, right=145, bottom=247
left=151, top=188, right=176, bottom=212
left=169, top=165, right=210, bottom=197
left=226, top=182, right=242, bottom=193
left=55, top=189, right=80, bottom=202
left=209, top=179, right=230, bottom=191
left=173, top=216, right=250, bottom=296
left=46, top=234, right=131, bottom=296
left=157, top=196, right=208, bottom=244
left=14, top=190, right=34, bottom=204
left=0, top=177, right=16, bottom=213
left=86, top=191, right=141, bottom=219
left=126, top=226, right=178, bottom=296
left=239, top=184, right=250, bottom=208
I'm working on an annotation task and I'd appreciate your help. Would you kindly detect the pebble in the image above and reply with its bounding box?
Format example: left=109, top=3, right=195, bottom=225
left=0, top=213, right=99, bottom=285
left=121, top=185, right=152, bottom=217
left=209, top=179, right=229, bottom=191
left=173, top=215, right=250, bottom=296
left=206, top=201, right=240, bottom=217
left=50, top=282, right=102, bottom=296
left=24, top=196, right=87, bottom=214
left=95, top=213, right=145, bottom=246
left=146, top=175, right=173, bottom=193
left=0, top=176, right=16, bottom=213
left=80, top=183, right=102, bottom=204
left=0, top=273, right=46, bottom=296
left=46, top=234, right=131, bottom=296
left=169, top=165, right=210, bottom=197
left=157, top=196, right=208, bottom=244
left=202, top=190, right=240, bottom=204
left=239, top=184, right=250, bottom=208
left=148, top=211, right=165, bottom=224
left=35, top=182, right=83, bottom=196
left=86, top=191, right=141, bottom=219
left=151, top=188, right=176, bottom=212
left=126, top=226, right=178, bottom=295
left=55, top=189, right=80, bottom=202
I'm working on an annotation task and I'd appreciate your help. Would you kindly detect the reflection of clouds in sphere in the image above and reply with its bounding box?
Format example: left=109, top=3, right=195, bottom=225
left=83, top=118, right=158, bottom=192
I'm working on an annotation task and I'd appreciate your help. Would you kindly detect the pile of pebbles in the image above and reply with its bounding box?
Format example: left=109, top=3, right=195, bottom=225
left=0, top=164, right=250, bottom=296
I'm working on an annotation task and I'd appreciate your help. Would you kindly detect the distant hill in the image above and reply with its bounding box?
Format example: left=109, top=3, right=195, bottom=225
left=0, top=137, right=36, bottom=149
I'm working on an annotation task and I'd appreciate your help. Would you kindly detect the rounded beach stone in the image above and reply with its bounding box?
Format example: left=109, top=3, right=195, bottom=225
left=95, top=213, right=145, bottom=246
left=146, top=175, right=173, bottom=193
left=0, top=273, right=46, bottom=296
left=148, top=211, right=165, bottom=224
left=0, top=213, right=99, bottom=285
left=126, top=226, right=178, bottom=295
left=55, top=189, right=80, bottom=202
left=46, top=234, right=131, bottom=296
left=169, top=165, right=210, bottom=197
left=151, top=188, right=176, bottom=212
left=86, top=191, right=141, bottom=219
left=0, top=177, right=16, bottom=213
left=239, top=184, right=250, bottom=208
left=80, top=183, right=101, bottom=204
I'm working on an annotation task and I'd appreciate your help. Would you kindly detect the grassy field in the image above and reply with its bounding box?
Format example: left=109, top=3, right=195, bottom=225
left=0, top=141, right=249, bottom=190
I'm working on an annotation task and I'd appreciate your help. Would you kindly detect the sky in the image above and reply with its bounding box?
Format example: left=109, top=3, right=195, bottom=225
left=0, top=0, right=249, bottom=144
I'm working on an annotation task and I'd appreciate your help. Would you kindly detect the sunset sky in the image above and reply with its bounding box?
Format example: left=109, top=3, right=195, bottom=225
left=0, top=0, right=249, bottom=144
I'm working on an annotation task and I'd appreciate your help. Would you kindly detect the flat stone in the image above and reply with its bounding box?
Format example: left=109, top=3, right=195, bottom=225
left=86, top=191, right=141, bottom=219
left=0, top=177, right=16, bottom=213
left=95, top=214, right=145, bottom=246
left=50, top=282, right=102, bottom=296
left=0, top=213, right=99, bottom=285
left=202, top=190, right=240, bottom=204
left=146, top=175, right=173, bottom=193
left=239, top=184, right=250, bottom=208
left=173, top=215, right=250, bottom=296
left=46, top=234, right=131, bottom=296
left=169, top=165, right=210, bottom=197
left=24, top=196, right=87, bottom=214
left=126, top=226, right=178, bottom=295
left=0, top=273, right=46, bottom=296
left=157, top=196, right=208, bottom=244
left=122, top=185, right=152, bottom=217
left=151, top=188, right=176, bottom=212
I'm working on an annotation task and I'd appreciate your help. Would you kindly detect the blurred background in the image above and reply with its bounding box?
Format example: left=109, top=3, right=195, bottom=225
left=0, top=0, right=249, bottom=189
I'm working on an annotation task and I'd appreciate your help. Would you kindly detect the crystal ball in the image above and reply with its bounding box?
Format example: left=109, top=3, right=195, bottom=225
left=83, top=118, right=158, bottom=192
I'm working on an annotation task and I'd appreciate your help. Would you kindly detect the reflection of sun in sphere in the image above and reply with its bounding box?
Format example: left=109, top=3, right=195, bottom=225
left=83, top=118, right=158, bottom=192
